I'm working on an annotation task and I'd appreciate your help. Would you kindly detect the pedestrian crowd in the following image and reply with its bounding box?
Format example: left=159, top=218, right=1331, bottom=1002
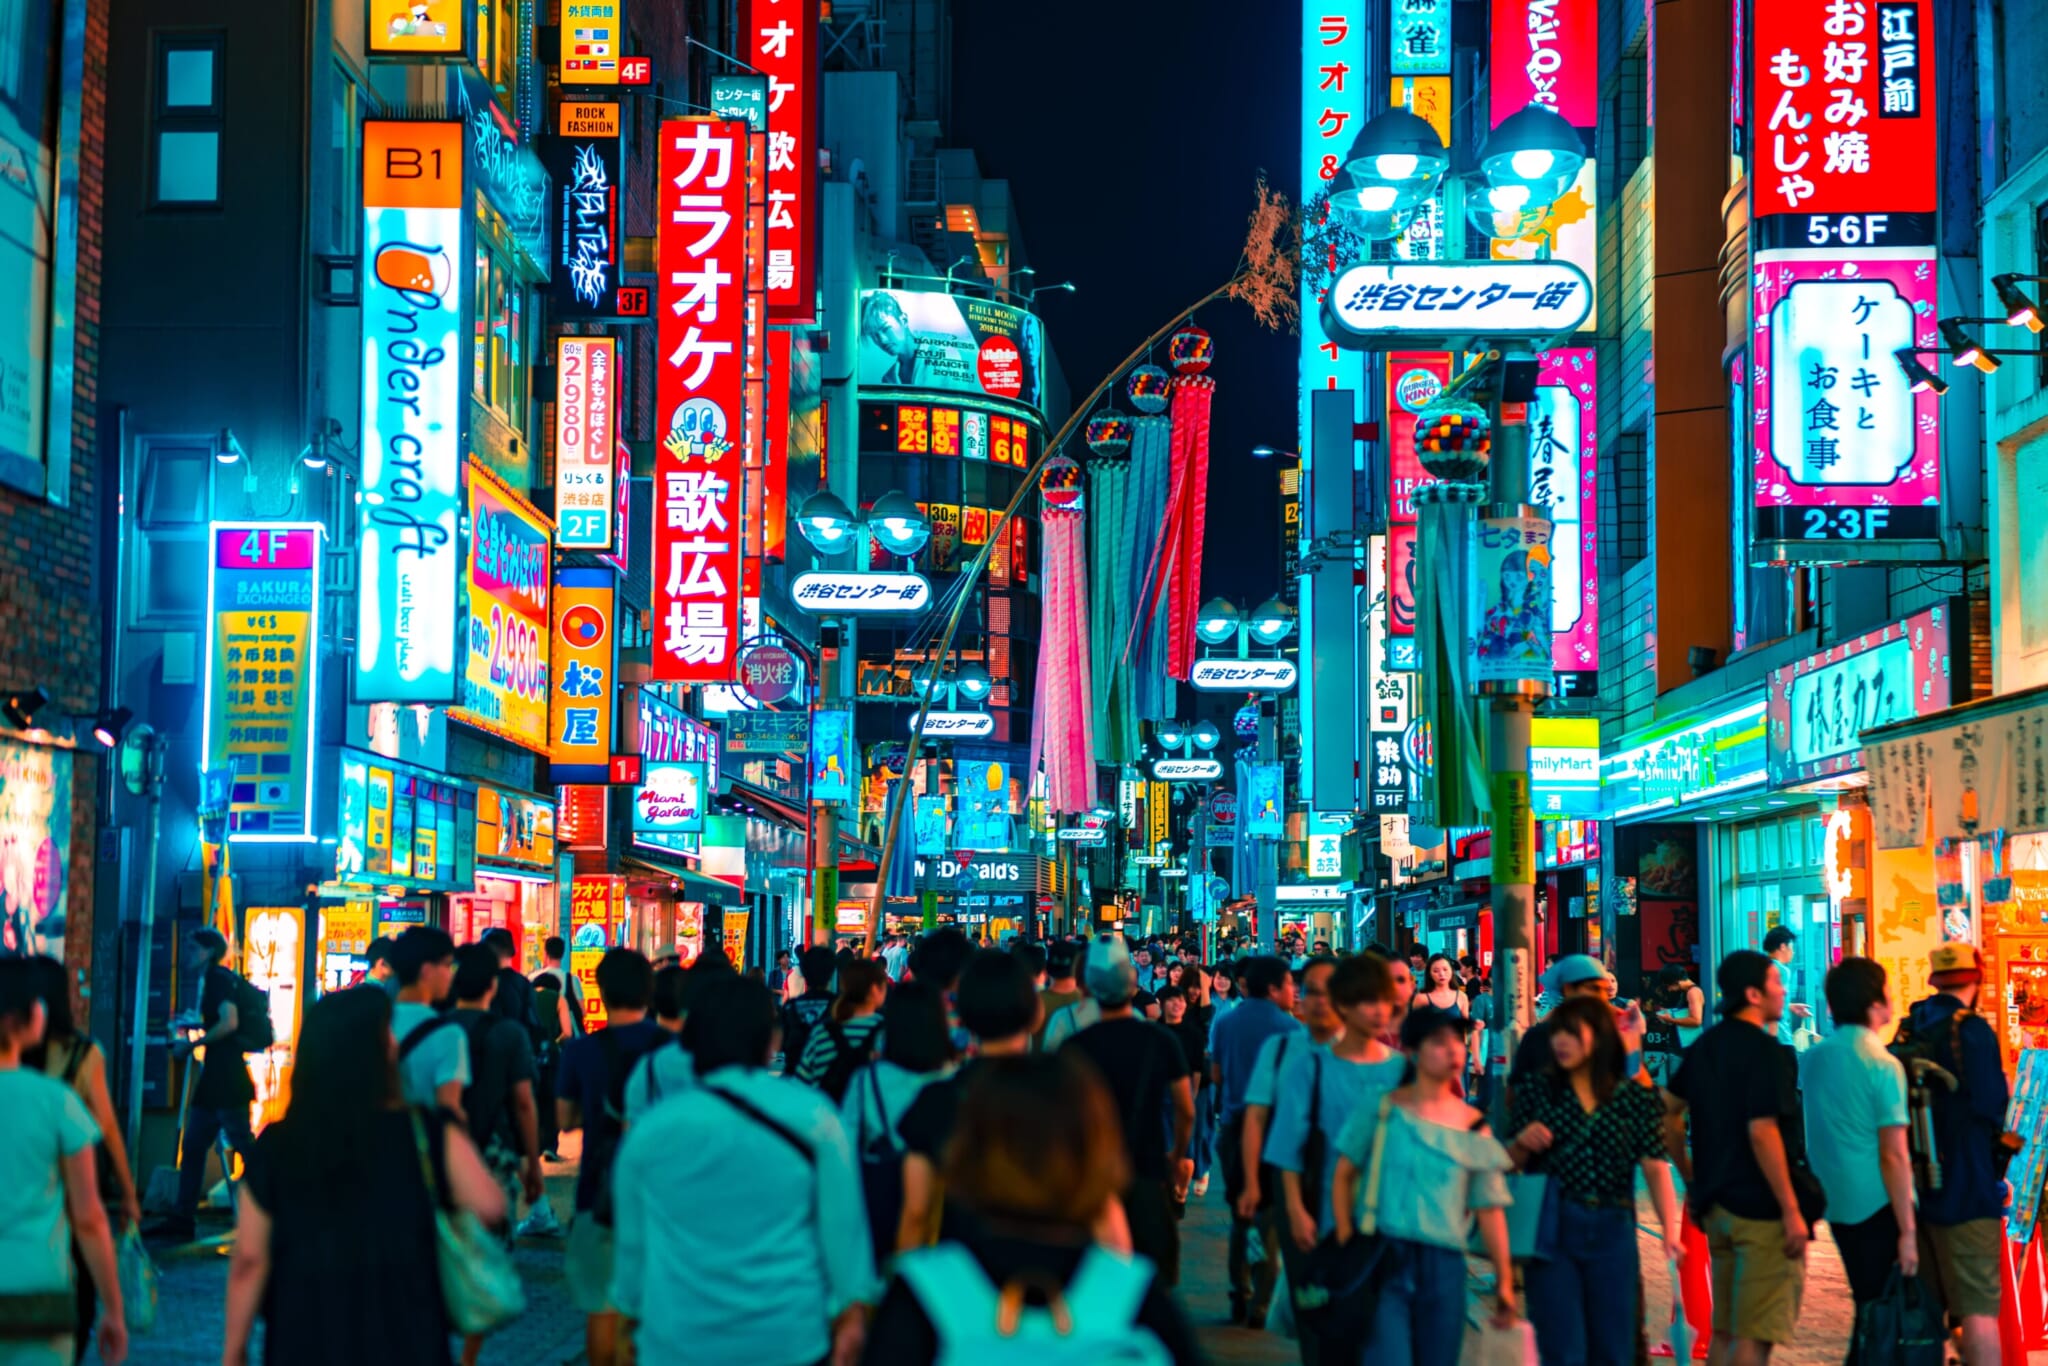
left=0, top=917, right=2021, bottom=1366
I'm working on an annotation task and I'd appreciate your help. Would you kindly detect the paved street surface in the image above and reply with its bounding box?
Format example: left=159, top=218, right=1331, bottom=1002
left=127, top=1155, right=1901, bottom=1365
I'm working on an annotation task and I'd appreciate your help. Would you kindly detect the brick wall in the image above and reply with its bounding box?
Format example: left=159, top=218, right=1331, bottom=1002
left=0, top=0, right=110, bottom=1022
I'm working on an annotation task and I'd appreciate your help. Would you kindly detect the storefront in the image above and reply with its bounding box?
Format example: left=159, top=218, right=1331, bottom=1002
left=452, top=784, right=558, bottom=969
left=887, top=853, right=1044, bottom=933
left=330, top=747, right=480, bottom=936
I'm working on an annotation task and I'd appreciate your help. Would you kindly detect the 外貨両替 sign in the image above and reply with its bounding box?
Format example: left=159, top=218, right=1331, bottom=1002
left=914, top=711, right=994, bottom=739
left=1189, top=659, right=1299, bottom=693
left=560, top=0, right=622, bottom=84
left=1153, top=758, right=1223, bottom=782
left=1323, top=260, right=1593, bottom=347
left=791, top=571, right=932, bottom=614
left=204, top=524, right=322, bottom=840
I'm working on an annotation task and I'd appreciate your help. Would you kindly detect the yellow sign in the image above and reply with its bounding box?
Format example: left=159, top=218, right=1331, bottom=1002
left=561, top=102, right=621, bottom=137
left=548, top=570, right=616, bottom=779
left=476, top=785, right=557, bottom=869
left=1490, top=772, right=1534, bottom=884
left=1391, top=76, right=1453, bottom=149
left=318, top=901, right=374, bottom=992
left=569, top=875, right=626, bottom=1030
left=369, top=0, right=465, bottom=55
left=204, top=524, right=322, bottom=840
left=560, top=0, right=623, bottom=84
left=1149, top=781, right=1170, bottom=852
left=452, top=462, right=554, bottom=751
left=722, top=909, right=750, bottom=969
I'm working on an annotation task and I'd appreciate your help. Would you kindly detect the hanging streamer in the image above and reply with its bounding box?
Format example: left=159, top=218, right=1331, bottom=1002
left=1124, top=414, right=1173, bottom=722
left=1029, top=455, right=1097, bottom=815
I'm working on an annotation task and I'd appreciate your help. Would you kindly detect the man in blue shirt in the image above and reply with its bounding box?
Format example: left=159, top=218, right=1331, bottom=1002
left=1208, top=954, right=1299, bottom=1326
left=1906, top=943, right=2010, bottom=1366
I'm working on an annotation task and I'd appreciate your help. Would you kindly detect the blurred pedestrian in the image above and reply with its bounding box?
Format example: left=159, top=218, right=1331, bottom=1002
left=796, top=958, right=889, bottom=1101
left=478, top=928, right=537, bottom=1038
left=1330, top=1005, right=1516, bottom=1366
left=1034, top=940, right=1084, bottom=1050
left=841, top=978, right=954, bottom=1269
left=1803, top=957, right=1916, bottom=1365
left=0, top=958, right=126, bottom=1366
left=1507, top=954, right=1647, bottom=1110
left=1269, top=954, right=1404, bottom=1366
left=612, top=976, right=873, bottom=1366
left=1901, top=943, right=2009, bottom=1365
left=621, top=964, right=697, bottom=1122
left=1061, top=937, right=1195, bottom=1286
left=155, top=928, right=257, bottom=1242
left=781, top=945, right=839, bottom=1072
left=222, top=987, right=501, bottom=1366
left=365, top=937, right=399, bottom=997
left=447, top=945, right=543, bottom=1271
left=1507, top=996, right=1682, bottom=1365
left=1210, top=954, right=1302, bottom=1327
left=21, top=956, right=139, bottom=1360
left=1762, top=927, right=1815, bottom=1046
left=1663, top=950, right=1820, bottom=1364
left=863, top=1054, right=1202, bottom=1363
left=388, top=927, right=468, bottom=1115
left=554, top=949, right=664, bottom=1366
left=529, top=940, right=576, bottom=1170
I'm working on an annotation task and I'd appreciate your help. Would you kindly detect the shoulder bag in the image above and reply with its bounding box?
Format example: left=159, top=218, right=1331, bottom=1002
left=1290, top=1093, right=1396, bottom=1342
left=409, top=1110, right=526, bottom=1336
left=856, top=1064, right=907, bottom=1267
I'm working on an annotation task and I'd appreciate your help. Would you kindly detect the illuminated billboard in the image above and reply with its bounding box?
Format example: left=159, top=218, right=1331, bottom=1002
left=335, top=749, right=477, bottom=893
left=1767, top=605, right=1953, bottom=786
left=560, top=0, right=623, bottom=84
left=1490, top=0, right=1597, bottom=129
left=549, top=568, right=617, bottom=783
left=554, top=336, right=617, bottom=548
left=368, top=0, right=467, bottom=57
left=745, top=0, right=818, bottom=324
left=856, top=290, right=1047, bottom=413
left=542, top=106, right=624, bottom=319
left=203, top=524, right=322, bottom=841
left=453, top=464, right=554, bottom=751
left=1534, top=349, right=1598, bottom=697
left=358, top=122, right=465, bottom=703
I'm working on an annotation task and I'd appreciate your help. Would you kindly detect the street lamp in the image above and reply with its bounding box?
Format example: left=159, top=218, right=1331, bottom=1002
left=1193, top=596, right=1297, bottom=653
left=1329, top=108, right=1449, bottom=238
left=868, top=490, right=933, bottom=557
left=795, top=488, right=932, bottom=560
left=1479, top=104, right=1585, bottom=208
left=795, top=490, right=859, bottom=553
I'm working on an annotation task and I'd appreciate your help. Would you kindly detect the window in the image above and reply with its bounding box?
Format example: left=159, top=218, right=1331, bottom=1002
left=153, top=34, right=223, bottom=206
left=471, top=227, right=528, bottom=429
left=327, top=67, right=362, bottom=253
left=476, top=0, right=520, bottom=114
left=131, top=439, right=212, bottom=623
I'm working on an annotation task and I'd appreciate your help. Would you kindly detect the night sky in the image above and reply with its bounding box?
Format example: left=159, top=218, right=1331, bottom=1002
left=952, top=1, right=1300, bottom=609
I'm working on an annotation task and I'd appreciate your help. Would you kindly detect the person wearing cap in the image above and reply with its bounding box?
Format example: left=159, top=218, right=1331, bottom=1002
left=1903, top=942, right=2009, bottom=1365
left=1505, top=953, right=1647, bottom=1110
left=1329, top=1005, right=1517, bottom=1363
left=1662, top=949, right=1820, bottom=1362
left=1059, top=935, right=1196, bottom=1286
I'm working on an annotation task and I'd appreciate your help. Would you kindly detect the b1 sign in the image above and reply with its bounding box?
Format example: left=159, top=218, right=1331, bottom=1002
left=1324, top=260, right=1592, bottom=347
left=358, top=122, right=464, bottom=703
left=1189, top=658, right=1299, bottom=692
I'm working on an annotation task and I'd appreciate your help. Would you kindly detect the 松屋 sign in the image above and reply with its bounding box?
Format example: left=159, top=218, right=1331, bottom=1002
left=1324, top=261, right=1593, bottom=347
left=1767, top=604, right=1952, bottom=786
left=914, top=711, right=995, bottom=739
left=554, top=337, right=617, bottom=548
left=744, top=0, right=818, bottom=324
left=204, top=524, right=322, bottom=841
left=358, top=122, right=465, bottom=704
left=548, top=568, right=617, bottom=783
left=1491, top=0, right=1597, bottom=129
left=1751, top=249, right=1941, bottom=557
left=791, top=570, right=932, bottom=614
left=654, top=120, right=748, bottom=681
left=1189, top=658, right=1299, bottom=693
left=453, top=464, right=553, bottom=752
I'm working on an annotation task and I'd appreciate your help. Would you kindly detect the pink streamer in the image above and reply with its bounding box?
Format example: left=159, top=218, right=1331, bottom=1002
left=1029, top=507, right=1096, bottom=814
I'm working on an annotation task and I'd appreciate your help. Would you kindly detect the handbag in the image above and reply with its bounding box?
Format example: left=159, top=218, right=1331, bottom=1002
left=1467, top=1316, right=1540, bottom=1366
left=1473, top=1171, right=1558, bottom=1261
left=856, top=1064, right=908, bottom=1266
left=1290, top=1093, right=1397, bottom=1342
left=117, top=1224, right=159, bottom=1334
left=1851, top=1268, right=1946, bottom=1366
left=410, top=1110, right=526, bottom=1336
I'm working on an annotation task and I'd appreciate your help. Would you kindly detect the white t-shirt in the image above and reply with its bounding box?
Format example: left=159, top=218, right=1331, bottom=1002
left=391, top=1001, right=470, bottom=1107
left=623, top=1036, right=698, bottom=1122
left=0, top=1069, right=99, bottom=1293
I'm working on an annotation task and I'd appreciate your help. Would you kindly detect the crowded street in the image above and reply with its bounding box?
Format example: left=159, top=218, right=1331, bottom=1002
left=6, top=0, right=2048, bottom=1362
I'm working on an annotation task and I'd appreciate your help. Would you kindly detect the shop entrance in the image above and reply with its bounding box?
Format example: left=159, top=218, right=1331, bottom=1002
left=1726, top=809, right=1833, bottom=1041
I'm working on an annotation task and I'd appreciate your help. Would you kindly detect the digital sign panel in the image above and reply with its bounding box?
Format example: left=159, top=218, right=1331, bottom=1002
left=453, top=464, right=554, bottom=751
left=554, top=336, right=617, bottom=549
left=204, top=524, right=321, bottom=841
left=1490, top=0, right=1597, bottom=129
left=855, top=290, right=1047, bottom=413
left=1534, top=348, right=1598, bottom=697
left=1384, top=353, right=1450, bottom=669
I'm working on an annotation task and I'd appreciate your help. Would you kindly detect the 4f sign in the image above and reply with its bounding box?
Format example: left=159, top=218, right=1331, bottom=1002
left=915, top=711, right=994, bottom=739
left=1323, top=260, right=1592, bottom=347
left=1190, top=658, right=1299, bottom=693
left=1154, top=758, right=1223, bottom=782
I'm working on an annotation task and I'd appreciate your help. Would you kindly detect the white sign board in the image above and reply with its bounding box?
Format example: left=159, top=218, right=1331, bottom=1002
left=1323, top=260, right=1593, bottom=345
left=791, top=571, right=932, bottom=614
left=1152, top=758, right=1223, bottom=781
left=1189, top=658, right=1299, bottom=692
left=915, top=711, right=995, bottom=739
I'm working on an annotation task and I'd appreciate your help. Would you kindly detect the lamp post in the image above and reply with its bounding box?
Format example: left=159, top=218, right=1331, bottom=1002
left=121, top=724, right=170, bottom=1170
left=1328, top=102, right=1587, bottom=1096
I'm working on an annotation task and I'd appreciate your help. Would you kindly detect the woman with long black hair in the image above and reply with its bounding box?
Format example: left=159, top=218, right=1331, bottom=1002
left=222, top=987, right=504, bottom=1365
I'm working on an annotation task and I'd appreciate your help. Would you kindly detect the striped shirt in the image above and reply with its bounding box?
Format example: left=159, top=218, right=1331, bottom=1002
left=795, top=1012, right=885, bottom=1094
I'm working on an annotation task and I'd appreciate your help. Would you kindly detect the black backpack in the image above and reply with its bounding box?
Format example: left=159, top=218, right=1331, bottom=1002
left=458, top=1013, right=515, bottom=1151
left=227, top=971, right=274, bottom=1051
left=812, top=1019, right=880, bottom=1103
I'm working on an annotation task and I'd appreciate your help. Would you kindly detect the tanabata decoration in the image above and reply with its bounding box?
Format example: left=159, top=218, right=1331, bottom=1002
left=1126, top=364, right=1174, bottom=415
left=1085, top=412, right=1133, bottom=458
left=1029, top=453, right=1097, bottom=814
left=1413, top=401, right=1491, bottom=482
left=1168, top=323, right=1213, bottom=375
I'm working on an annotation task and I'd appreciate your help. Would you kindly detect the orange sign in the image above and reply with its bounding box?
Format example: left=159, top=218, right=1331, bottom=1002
left=569, top=875, right=626, bottom=1030
left=369, top=0, right=466, bottom=56
left=363, top=121, right=463, bottom=207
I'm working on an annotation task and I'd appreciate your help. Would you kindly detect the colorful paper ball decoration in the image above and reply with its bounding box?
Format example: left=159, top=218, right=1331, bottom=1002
left=1168, top=324, right=1213, bottom=375
left=1085, top=412, right=1133, bottom=457
left=1126, top=364, right=1174, bottom=414
left=1411, top=402, right=1492, bottom=481
left=1040, top=452, right=1084, bottom=514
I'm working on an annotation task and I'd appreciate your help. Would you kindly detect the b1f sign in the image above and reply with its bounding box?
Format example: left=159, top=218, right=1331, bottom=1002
left=1323, top=260, right=1592, bottom=348
left=554, top=337, right=617, bottom=549
left=358, top=122, right=464, bottom=704
left=1189, top=658, right=1299, bottom=692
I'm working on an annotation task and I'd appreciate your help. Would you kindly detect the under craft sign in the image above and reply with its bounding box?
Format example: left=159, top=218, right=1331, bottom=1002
left=1323, top=260, right=1592, bottom=347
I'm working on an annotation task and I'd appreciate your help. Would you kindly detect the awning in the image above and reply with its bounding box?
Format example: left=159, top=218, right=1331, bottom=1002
left=1862, top=681, right=2048, bottom=849
left=620, top=850, right=746, bottom=901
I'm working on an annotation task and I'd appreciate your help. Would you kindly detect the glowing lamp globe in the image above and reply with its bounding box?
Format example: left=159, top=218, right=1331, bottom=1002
left=1126, top=364, right=1174, bottom=414
left=1039, top=452, right=1084, bottom=515
left=1168, top=324, right=1214, bottom=375
left=1085, top=412, right=1133, bottom=457
left=1412, top=399, right=1493, bottom=482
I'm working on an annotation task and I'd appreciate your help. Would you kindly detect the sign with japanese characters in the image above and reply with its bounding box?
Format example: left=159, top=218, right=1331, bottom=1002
left=1751, top=248, right=1941, bottom=553
left=1768, top=604, right=1951, bottom=786
left=548, top=568, right=616, bottom=783
left=1490, top=0, right=1598, bottom=128
left=726, top=709, right=809, bottom=754
left=452, top=465, right=553, bottom=751
left=334, top=749, right=478, bottom=893
left=1365, top=536, right=1411, bottom=814
left=1603, top=699, right=1769, bottom=819
left=1533, top=349, right=1598, bottom=697
left=1530, top=715, right=1601, bottom=817
left=1468, top=514, right=1554, bottom=691
left=790, top=570, right=932, bottom=614
left=204, top=524, right=322, bottom=841
left=856, top=290, right=1047, bottom=413
left=914, top=712, right=996, bottom=739
left=1300, top=0, right=1370, bottom=449
left=560, top=0, right=624, bottom=84
left=1324, top=260, right=1593, bottom=346
left=1153, top=758, right=1223, bottom=782
left=542, top=110, right=623, bottom=318
left=1753, top=0, right=1935, bottom=219
left=1385, top=353, right=1451, bottom=667
left=1188, top=659, right=1299, bottom=693
left=554, top=337, right=617, bottom=548
left=1390, top=0, right=1451, bottom=74
left=744, top=0, right=818, bottom=324
left=654, top=119, right=748, bottom=681
left=358, top=122, right=464, bottom=704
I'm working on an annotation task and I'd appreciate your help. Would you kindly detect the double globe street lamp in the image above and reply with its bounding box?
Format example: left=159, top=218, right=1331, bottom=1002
left=796, top=488, right=933, bottom=559
left=1329, top=101, right=1584, bottom=246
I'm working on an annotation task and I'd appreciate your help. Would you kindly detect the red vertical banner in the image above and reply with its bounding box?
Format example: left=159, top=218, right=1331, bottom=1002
left=745, top=0, right=818, bottom=324
left=654, top=119, right=748, bottom=682
left=763, top=329, right=793, bottom=562
left=742, top=129, right=768, bottom=567
left=1489, top=0, right=1599, bottom=129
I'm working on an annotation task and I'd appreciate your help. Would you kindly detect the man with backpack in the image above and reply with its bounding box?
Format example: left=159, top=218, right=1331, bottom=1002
left=780, top=944, right=838, bottom=1072
left=449, top=944, right=544, bottom=1219
left=389, top=926, right=469, bottom=1113
left=555, top=948, right=665, bottom=1366
left=1207, top=953, right=1301, bottom=1327
left=156, top=927, right=263, bottom=1241
left=1900, top=943, right=2011, bottom=1364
